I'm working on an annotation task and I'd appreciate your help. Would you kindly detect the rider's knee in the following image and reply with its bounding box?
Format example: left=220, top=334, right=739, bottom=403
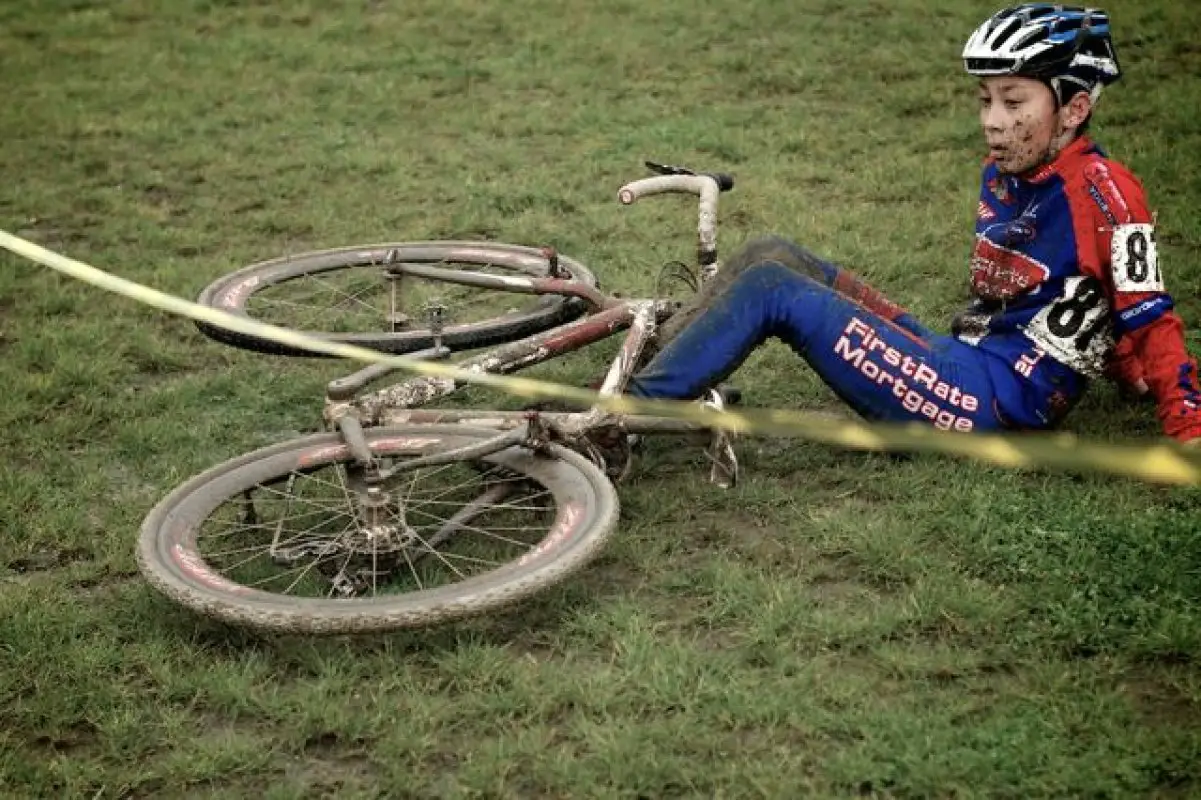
left=733, top=259, right=816, bottom=291
left=730, top=234, right=794, bottom=266
left=742, top=233, right=795, bottom=252
left=727, top=235, right=828, bottom=281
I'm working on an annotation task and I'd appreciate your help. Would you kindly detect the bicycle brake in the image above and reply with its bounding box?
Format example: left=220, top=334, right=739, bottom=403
left=520, top=412, right=556, bottom=456
left=645, top=160, right=698, bottom=177
left=644, top=160, right=735, bottom=192
left=655, top=260, right=700, bottom=298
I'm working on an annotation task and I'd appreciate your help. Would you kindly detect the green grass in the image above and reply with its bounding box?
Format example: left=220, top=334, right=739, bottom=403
left=3, top=0, right=1201, bottom=796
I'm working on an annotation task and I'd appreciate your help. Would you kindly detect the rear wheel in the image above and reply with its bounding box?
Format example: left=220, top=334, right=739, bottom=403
left=137, top=424, right=619, bottom=634
left=195, top=241, right=598, bottom=356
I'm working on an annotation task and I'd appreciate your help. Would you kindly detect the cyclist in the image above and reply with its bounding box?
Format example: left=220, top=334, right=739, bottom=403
left=627, top=4, right=1201, bottom=447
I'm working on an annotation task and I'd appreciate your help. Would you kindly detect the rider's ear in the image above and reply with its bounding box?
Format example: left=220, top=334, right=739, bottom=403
left=1060, top=91, right=1093, bottom=132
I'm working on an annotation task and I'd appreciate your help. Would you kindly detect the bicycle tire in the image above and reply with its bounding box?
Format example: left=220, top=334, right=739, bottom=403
left=195, top=241, right=599, bottom=357
left=137, top=424, right=619, bottom=635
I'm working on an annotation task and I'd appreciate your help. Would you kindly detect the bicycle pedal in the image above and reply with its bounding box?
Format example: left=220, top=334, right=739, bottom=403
left=707, top=434, right=738, bottom=489
left=716, top=384, right=742, bottom=406
left=700, top=389, right=738, bottom=489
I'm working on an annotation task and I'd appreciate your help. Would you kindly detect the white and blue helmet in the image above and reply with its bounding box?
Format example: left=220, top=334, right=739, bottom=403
left=963, top=5, right=1122, bottom=104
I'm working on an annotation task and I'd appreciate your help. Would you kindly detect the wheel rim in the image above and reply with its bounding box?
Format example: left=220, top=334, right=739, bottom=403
left=227, top=260, right=548, bottom=337
left=153, top=432, right=602, bottom=610
left=204, top=244, right=592, bottom=342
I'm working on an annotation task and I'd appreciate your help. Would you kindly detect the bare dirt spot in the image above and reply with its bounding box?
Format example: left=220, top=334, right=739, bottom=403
left=281, top=731, right=379, bottom=794
left=68, top=570, right=141, bottom=595
left=7, top=547, right=92, bottom=574
left=29, top=719, right=99, bottom=756
left=1122, top=667, right=1201, bottom=731
left=12, top=217, right=95, bottom=248
left=806, top=557, right=890, bottom=603
left=141, top=182, right=184, bottom=211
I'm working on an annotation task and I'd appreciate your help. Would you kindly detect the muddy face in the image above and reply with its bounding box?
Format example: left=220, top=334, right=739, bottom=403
left=977, top=76, right=1085, bottom=175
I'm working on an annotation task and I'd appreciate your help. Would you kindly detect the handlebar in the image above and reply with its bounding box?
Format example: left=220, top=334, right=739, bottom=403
left=616, top=167, right=734, bottom=274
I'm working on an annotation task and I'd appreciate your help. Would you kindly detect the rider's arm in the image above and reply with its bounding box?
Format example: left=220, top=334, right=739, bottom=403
left=1071, top=161, right=1201, bottom=443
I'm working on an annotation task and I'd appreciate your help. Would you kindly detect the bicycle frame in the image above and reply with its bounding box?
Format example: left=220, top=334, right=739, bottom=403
left=321, top=168, right=740, bottom=484
left=134, top=165, right=751, bottom=633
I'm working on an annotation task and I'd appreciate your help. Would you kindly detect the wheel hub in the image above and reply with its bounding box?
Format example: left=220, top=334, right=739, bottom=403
left=269, top=485, right=425, bottom=596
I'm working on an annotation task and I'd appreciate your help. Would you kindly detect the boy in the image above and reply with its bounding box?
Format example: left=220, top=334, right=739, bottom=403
left=627, top=4, right=1201, bottom=446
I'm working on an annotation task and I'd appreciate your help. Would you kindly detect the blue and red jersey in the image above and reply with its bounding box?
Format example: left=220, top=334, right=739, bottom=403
left=627, top=136, right=1200, bottom=445
left=954, top=135, right=1201, bottom=442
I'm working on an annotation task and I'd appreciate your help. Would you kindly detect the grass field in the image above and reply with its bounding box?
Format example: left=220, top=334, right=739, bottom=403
left=3, top=0, right=1201, bottom=796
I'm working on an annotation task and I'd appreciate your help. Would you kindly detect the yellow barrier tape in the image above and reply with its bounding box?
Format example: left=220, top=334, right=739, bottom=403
left=3, top=228, right=1200, bottom=486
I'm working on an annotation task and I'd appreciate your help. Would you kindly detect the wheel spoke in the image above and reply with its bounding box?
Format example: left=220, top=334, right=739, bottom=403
left=199, top=457, right=554, bottom=595
left=293, top=273, right=383, bottom=315
left=250, top=282, right=383, bottom=329
left=161, top=424, right=605, bottom=633
left=202, top=505, right=355, bottom=540
left=242, top=258, right=542, bottom=335
left=281, top=520, right=356, bottom=595
left=405, top=505, right=540, bottom=549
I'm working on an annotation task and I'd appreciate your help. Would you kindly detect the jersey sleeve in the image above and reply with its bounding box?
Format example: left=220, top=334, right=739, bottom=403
left=1069, top=160, right=1201, bottom=442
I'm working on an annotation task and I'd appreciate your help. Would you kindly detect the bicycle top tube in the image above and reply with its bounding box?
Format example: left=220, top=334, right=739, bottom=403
left=330, top=299, right=677, bottom=424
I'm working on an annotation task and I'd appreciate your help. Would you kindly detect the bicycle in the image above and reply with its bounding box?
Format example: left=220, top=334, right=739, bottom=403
left=137, top=162, right=747, bottom=636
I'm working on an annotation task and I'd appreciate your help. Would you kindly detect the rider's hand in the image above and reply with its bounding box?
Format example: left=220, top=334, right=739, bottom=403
left=1183, top=437, right=1201, bottom=449
left=1107, top=339, right=1149, bottom=400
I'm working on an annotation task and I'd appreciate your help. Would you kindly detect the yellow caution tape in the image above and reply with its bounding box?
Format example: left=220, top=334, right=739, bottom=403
left=2, top=228, right=1199, bottom=485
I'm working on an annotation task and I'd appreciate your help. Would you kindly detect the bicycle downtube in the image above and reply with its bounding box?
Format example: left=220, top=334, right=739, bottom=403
left=370, top=427, right=530, bottom=481
left=387, top=262, right=611, bottom=311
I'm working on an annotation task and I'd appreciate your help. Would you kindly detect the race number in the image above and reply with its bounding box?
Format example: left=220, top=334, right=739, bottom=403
left=1024, top=276, right=1113, bottom=377
left=1111, top=223, right=1163, bottom=292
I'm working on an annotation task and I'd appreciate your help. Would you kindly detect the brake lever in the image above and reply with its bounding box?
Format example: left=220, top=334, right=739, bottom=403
left=644, top=160, right=735, bottom=192
left=644, top=160, right=697, bottom=177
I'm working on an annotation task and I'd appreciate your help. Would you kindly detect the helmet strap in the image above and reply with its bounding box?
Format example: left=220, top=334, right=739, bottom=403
left=1044, top=76, right=1103, bottom=110
left=1045, top=78, right=1064, bottom=110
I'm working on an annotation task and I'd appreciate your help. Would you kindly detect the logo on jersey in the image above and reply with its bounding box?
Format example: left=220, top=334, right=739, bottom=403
left=1087, top=184, right=1118, bottom=226
left=970, top=235, right=1050, bottom=301
left=1179, top=364, right=1201, bottom=412
left=976, top=200, right=996, bottom=221
left=1001, top=217, right=1037, bottom=246
left=988, top=176, right=1013, bottom=204
left=1083, top=162, right=1132, bottom=225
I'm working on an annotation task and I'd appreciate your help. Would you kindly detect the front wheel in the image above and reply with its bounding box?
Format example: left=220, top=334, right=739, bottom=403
left=137, top=424, right=619, bottom=635
left=195, top=241, right=599, bottom=356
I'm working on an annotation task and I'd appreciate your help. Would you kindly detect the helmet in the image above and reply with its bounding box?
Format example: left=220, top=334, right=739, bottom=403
left=963, top=5, right=1121, bottom=104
